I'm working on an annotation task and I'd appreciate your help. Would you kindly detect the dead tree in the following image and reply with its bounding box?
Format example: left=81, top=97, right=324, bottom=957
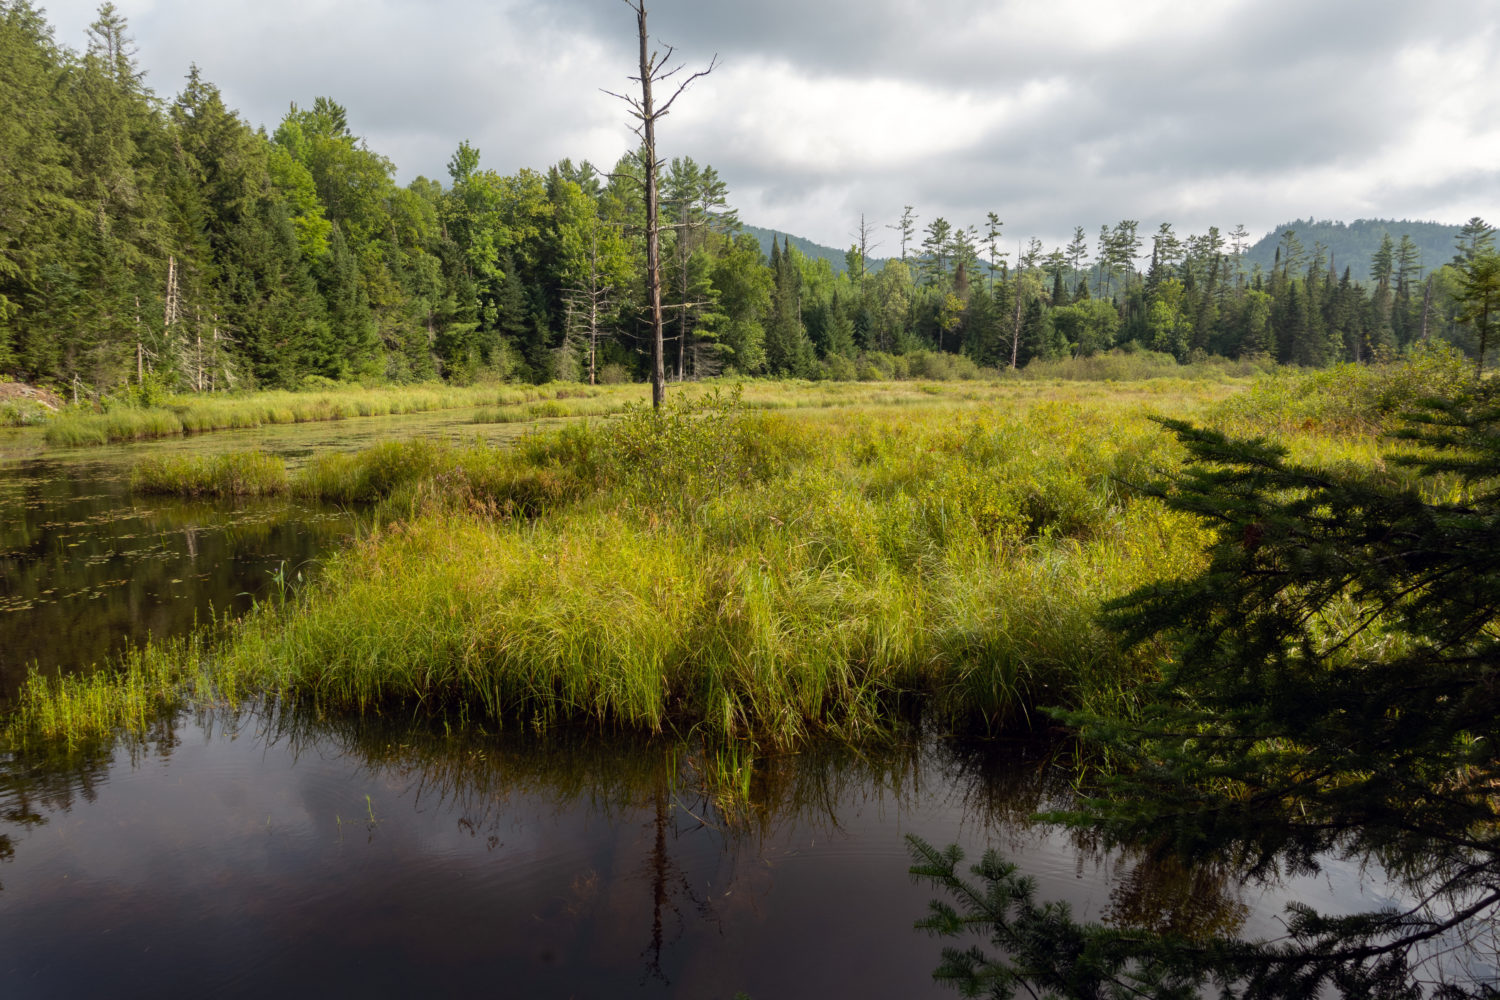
left=566, top=226, right=617, bottom=385
left=605, top=1, right=716, bottom=409
left=851, top=213, right=881, bottom=292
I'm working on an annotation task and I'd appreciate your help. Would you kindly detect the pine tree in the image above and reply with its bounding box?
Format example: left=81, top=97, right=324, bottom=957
left=915, top=380, right=1500, bottom=998
left=764, top=236, right=813, bottom=376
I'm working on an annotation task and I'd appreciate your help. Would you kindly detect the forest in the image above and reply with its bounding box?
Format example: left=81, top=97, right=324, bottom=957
left=3, top=1, right=1497, bottom=403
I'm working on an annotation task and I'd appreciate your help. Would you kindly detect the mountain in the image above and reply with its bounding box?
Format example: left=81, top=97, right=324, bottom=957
left=1241, top=218, right=1466, bottom=281
left=739, top=223, right=887, bottom=275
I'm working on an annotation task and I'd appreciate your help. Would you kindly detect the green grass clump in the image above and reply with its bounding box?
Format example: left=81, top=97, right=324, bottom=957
left=1, top=638, right=214, bottom=753
left=1211, top=344, right=1474, bottom=440
left=45, top=406, right=184, bottom=445
left=1023, top=348, right=1266, bottom=383
left=177, top=383, right=1205, bottom=743
left=294, top=437, right=455, bottom=503
left=1, top=399, right=53, bottom=427
left=131, top=451, right=290, bottom=497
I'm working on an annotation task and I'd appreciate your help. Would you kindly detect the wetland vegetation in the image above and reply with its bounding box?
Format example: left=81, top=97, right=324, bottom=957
left=5, top=355, right=1456, bottom=748
left=5, top=357, right=1500, bottom=997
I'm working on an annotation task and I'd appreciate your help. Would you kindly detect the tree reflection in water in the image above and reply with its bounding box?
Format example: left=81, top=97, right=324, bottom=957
left=0, top=703, right=1407, bottom=993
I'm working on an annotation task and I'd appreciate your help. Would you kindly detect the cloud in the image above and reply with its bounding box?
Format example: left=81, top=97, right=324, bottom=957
left=34, top=0, right=1500, bottom=253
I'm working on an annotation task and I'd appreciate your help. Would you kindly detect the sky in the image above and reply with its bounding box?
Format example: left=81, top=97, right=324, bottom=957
left=34, top=0, right=1500, bottom=259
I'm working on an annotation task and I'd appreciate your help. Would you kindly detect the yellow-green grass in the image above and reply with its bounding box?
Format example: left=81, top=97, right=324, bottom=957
left=41, top=382, right=646, bottom=447
left=131, top=451, right=291, bottom=497
left=10, top=362, right=1463, bottom=753
left=2, top=636, right=217, bottom=752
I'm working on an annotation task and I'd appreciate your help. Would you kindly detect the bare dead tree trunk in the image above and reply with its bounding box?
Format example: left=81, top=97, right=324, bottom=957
left=163, top=255, right=179, bottom=334
left=135, top=295, right=143, bottom=383
left=676, top=188, right=691, bottom=382
left=565, top=226, right=615, bottom=386
left=1419, top=274, right=1435, bottom=343
left=590, top=289, right=600, bottom=385
left=853, top=213, right=880, bottom=292
left=607, top=1, right=715, bottom=409
left=636, top=7, right=666, bottom=407
left=1010, top=275, right=1024, bottom=369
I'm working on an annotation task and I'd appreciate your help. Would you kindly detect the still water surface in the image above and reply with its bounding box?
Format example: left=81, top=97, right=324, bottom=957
left=0, top=710, right=1375, bottom=998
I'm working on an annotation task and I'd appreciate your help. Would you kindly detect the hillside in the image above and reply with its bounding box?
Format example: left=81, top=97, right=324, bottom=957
left=739, top=224, right=888, bottom=275
left=1241, top=218, right=1465, bottom=281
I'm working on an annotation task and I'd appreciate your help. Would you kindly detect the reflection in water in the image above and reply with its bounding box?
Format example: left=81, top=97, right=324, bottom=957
left=1, top=407, right=534, bottom=699
left=0, top=459, right=359, bottom=698
left=1102, top=852, right=1251, bottom=941
left=0, top=705, right=1313, bottom=997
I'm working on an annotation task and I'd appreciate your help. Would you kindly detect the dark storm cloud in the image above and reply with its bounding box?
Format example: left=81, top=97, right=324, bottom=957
left=34, top=0, right=1500, bottom=252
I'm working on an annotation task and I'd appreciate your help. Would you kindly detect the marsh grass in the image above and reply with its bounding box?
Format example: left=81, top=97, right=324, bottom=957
left=471, top=396, right=630, bottom=423
left=42, top=383, right=644, bottom=447
left=2, top=636, right=214, bottom=752
left=1023, top=348, right=1265, bottom=383
left=88, top=384, right=1208, bottom=745
left=131, top=451, right=291, bottom=497
left=1212, top=345, right=1475, bottom=440
left=11, top=367, right=1448, bottom=753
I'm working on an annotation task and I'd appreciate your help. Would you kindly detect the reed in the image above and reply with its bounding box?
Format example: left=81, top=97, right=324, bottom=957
left=131, top=451, right=290, bottom=497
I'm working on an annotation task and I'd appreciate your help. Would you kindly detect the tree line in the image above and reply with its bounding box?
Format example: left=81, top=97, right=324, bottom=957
left=2, top=2, right=1496, bottom=398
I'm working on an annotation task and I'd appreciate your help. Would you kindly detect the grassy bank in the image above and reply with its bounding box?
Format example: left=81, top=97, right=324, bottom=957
left=34, top=350, right=1265, bottom=449
left=8, top=361, right=1465, bottom=753
left=41, top=382, right=646, bottom=447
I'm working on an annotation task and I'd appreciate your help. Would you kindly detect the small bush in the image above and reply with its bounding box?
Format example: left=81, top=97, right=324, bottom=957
left=598, top=363, right=631, bottom=385
left=824, top=355, right=858, bottom=381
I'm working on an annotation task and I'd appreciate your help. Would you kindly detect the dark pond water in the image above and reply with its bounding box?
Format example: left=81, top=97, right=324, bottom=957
left=0, top=710, right=1379, bottom=999
left=0, top=410, right=535, bottom=697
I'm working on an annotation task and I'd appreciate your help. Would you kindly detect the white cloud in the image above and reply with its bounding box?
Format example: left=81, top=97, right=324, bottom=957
left=32, top=0, right=1500, bottom=252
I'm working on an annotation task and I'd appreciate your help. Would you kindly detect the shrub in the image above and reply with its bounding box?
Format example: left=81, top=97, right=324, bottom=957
left=598, top=363, right=631, bottom=385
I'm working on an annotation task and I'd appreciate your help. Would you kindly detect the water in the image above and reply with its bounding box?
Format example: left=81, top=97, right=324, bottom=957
left=0, top=410, right=536, bottom=696
left=0, top=712, right=1256, bottom=998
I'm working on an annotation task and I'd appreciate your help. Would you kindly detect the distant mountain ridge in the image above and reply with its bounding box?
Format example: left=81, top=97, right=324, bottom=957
left=739, top=223, right=888, bottom=275
left=1241, top=218, right=1465, bottom=281
left=738, top=217, right=1471, bottom=284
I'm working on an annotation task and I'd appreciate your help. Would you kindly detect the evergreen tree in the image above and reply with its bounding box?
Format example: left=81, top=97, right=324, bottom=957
left=1065, top=225, right=1089, bottom=295
left=316, top=224, right=377, bottom=377
left=915, top=381, right=1500, bottom=998
left=764, top=236, right=814, bottom=376
left=0, top=0, right=75, bottom=373
left=710, top=232, right=769, bottom=374
left=1453, top=245, right=1500, bottom=376
left=1453, top=216, right=1496, bottom=266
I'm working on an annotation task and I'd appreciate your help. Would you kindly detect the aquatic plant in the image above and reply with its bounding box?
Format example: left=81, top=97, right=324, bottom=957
left=131, top=451, right=290, bottom=497
left=41, top=383, right=646, bottom=447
